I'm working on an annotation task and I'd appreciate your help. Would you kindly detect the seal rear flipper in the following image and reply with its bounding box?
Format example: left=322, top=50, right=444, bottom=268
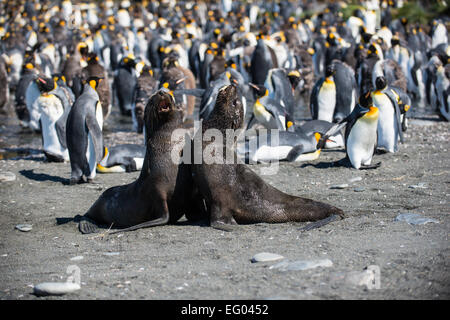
left=79, top=216, right=99, bottom=234
left=299, top=214, right=343, bottom=231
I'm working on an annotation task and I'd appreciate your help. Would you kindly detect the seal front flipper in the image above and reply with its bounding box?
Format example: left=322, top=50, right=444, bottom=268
left=79, top=216, right=99, bottom=234
left=210, top=205, right=239, bottom=232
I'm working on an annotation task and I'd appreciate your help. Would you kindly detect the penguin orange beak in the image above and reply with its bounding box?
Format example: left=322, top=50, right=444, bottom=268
left=249, top=83, right=259, bottom=90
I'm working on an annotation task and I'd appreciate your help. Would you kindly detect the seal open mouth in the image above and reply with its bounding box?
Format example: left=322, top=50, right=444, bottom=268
left=154, top=90, right=174, bottom=113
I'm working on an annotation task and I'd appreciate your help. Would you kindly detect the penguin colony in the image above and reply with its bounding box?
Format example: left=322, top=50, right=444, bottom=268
left=0, top=1, right=448, bottom=228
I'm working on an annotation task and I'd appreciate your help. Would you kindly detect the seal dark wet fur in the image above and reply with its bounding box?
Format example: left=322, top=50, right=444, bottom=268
left=192, top=85, right=345, bottom=231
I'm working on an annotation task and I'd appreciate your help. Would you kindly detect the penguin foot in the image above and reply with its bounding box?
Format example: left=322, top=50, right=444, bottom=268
left=360, top=162, right=381, bottom=170
left=299, top=214, right=342, bottom=232
left=69, top=177, right=82, bottom=185
left=79, top=217, right=99, bottom=234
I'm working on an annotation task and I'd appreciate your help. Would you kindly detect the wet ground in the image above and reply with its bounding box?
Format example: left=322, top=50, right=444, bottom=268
left=0, top=98, right=449, bottom=300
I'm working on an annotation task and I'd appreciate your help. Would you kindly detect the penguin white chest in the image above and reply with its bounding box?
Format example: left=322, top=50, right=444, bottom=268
left=347, top=111, right=379, bottom=169
left=317, top=80, right=336, bottom=122
left=373, top=93, right=398, bottom=152
left=254, top=101, right=276, bottom=129
left=38, top=95, right=68, bottom=159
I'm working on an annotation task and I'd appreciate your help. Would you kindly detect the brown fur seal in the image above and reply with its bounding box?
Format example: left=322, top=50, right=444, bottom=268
left=191, top=84, right=345, bottom=231
left=78, top=90, right=204, bottom=234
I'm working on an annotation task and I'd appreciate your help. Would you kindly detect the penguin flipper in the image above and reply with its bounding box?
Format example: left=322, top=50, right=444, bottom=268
left=55, top=110, right=69, bottom=149
left=246, top=114, right=257, bottom=130
left=310, top=78, right=323, bottom=119
left=85, top=114, right=104, bottom=163
left=286, top=145, right=305, bottom=162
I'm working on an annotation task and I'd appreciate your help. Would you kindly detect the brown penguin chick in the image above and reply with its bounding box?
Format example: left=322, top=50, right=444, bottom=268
left=160, top=55, right=188, bottom=116
left=209, top=47, right=226, bottom=82
left=191, top=85, right=345, bottom=231
left=82, top=53, right=111, bottom=120
left=178, top=64, right=196, bottom=116
left=0, top=56, right=9, bottom=114
left=292, top=45, right=315, bottom=96
left=134, top=65, right=157, bottom=133
left=61, top=42, right=88, bottom=97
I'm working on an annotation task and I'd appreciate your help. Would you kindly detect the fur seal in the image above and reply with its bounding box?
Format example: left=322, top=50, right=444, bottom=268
left=78, top=90, right=204, bottom=234
left=191, top=84, right=345, bottom=231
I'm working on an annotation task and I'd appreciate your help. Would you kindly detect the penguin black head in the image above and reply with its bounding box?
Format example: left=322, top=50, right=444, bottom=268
left=391, top=36, right=400, bottom=47
left=86, top=76, right=104, bottom=90
left=325, top=64, right=336, bottom=77
left=359, top=91, right=373, bottom=109
left=122, top=55, right=137, bottom=68
left=141, top=65, right=154, bottom=77
left=375, top=76, right=387, bottom=90
left=36, top=76, right=55, bottom=93
left=87, top=52, right=99, bottom=64
left=249, top=83, right=268, bottom=99
left=53, top=73, right=66, bottom=85
left=367, top=44, right=379, bottom=58
left=287, top=70, right=301, bottom=90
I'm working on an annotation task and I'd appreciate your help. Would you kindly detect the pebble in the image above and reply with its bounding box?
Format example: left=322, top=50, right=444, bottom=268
left=15, top=224, right=32, bottom=232
left=348, top=176, right=363, bottom=183
left=70, top=256, right=84, bottom=261
left=103, top=252, right=120, bottom=256
left=395, top=213, right=439, bottom=225
left=0, top=171, right=16, bottom=182
left=269, top=259, right=333, bottom=271
left=408, top=182, right=427, bottom=189
left=329, top=184, right=349, bottom=189
left=33, top=282, right=80, bottom=296
left=251, top=252, right=284, bottom=263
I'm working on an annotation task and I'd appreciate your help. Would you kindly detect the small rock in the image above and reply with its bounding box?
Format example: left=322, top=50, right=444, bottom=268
left=103, top=252, right=120, bottom=256
left=354, top=187, right=366, bottom=192
left=33, top=282, right=80, bottom=296
left=15, top=224, right=32, bottom=232
left=270, top=259, right=333, bottom=271
left=408, top=183, right=427, bottom=189
left=251, top=252, right=284, bottom=263
left=348, top=176, right=362, bottom=183
left=70, top=256, right=84, bottom=261
left=0, top=171, right=16, bottom=182
left=329, top=184, right=349, bottom=189
left=395, top=213, right=439, bottom=225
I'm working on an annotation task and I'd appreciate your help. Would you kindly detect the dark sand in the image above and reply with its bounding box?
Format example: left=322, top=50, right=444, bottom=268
left=0, top=104, right=449, bottom=300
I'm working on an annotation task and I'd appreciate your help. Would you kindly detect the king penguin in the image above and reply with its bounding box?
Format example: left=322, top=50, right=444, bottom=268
left=113, top=54, right=137, bottom=116
left=35, top=76, right=70, bottom=162
left=134, top=65, right=157, bottom=133
left=371, top=76, right=404, bottom=153
left=66, top=76, right=104, bottom=184
left=344, top=92, right=379, bottom=169
left=246, top=83, right=294, bottom=131
left=310, top=64, right=337, bottom=122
